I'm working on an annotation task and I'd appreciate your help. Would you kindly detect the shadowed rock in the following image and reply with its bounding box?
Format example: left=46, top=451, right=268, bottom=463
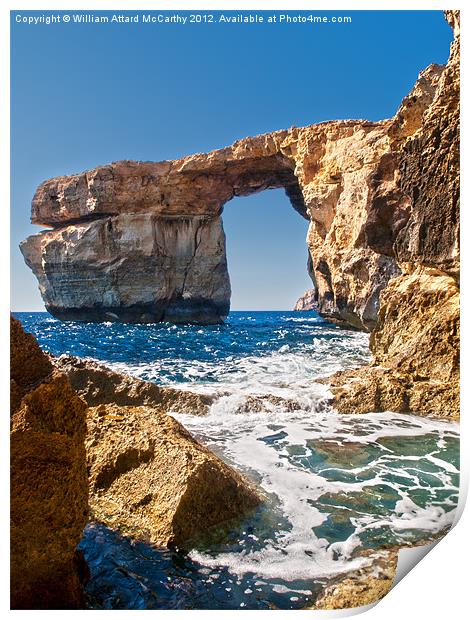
left=10, top=317, right=88, bottom=609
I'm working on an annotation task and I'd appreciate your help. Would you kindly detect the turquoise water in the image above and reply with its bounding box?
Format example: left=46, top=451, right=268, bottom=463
left=15, top=311, right=460, bottom=610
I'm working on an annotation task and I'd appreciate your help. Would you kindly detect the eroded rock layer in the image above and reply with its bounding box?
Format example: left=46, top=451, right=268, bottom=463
left=10, top=317, right=88, bottom=609
left=327, top=11, right=460, bottom=418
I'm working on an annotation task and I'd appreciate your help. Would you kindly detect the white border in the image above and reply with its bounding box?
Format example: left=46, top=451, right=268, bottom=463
left=3, top=2, right=466, bottom=619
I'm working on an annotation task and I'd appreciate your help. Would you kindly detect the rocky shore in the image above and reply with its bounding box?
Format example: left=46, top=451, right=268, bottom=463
left=10, top=320, right=260, bottom=607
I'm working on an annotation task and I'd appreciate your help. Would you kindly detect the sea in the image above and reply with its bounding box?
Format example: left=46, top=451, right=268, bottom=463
left=15, top=310, right=460, bottom=610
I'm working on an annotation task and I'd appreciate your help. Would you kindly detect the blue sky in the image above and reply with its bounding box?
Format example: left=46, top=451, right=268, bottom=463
left=10, top=10, right=452, bottom=310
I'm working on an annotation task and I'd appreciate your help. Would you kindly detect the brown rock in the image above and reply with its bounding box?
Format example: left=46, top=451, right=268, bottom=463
left=54, top=355, right=211, bottom=415
left=395, top=15, right=460, bottom=276
left=10, top=317, right=88, bottom=609
left=86, top=403, right=260, bottom=547
left=325, top=13, right=460, bottom=418
left=312, top=550, right=397, bottom=610
left=293, top=288, right=317, bottom=311
left=327, top=270, right=459, bottom=420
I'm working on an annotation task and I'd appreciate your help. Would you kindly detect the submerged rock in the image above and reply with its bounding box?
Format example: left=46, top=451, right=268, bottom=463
left=10, top=317, right=88, bottom=609
left=86, top=403, right=260, bottom=547
left=312, top=550, right=397, bottom=610
left=293, top=289, right=317, bottom=312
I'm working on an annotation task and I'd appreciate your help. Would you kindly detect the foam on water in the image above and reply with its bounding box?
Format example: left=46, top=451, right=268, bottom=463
left=174, top=403, right=458, bottom=582
left=15, top=311, right=460, bottom=609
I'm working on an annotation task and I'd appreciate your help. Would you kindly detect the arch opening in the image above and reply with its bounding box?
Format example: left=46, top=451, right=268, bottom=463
left=222, top=188, right=313, bottom=312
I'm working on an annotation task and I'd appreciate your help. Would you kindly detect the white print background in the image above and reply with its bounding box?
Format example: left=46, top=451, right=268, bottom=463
left=1, top=1, right=466, bottom=619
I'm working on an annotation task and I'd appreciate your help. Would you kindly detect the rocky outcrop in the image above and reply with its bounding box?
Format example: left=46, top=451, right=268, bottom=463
left=52, top=355, right=260, bottom=546
left=312, top=550, right=397, bottom=610
left=10, top=317, right=88, bottom=609
left=294, top=288, right=317, bottom=311
left=22, top=87, right=442, bottom=328
left=55, top=355, right=211, bottom=415
left=327, top=11, right=460, bottom=418
left=22, top=214, right=230, bottom=324
left=86, top=403, right=260, bottom=547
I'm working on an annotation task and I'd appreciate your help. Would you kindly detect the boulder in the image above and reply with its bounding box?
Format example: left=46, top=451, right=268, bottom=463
left=86, top=403, right=260, bottom=547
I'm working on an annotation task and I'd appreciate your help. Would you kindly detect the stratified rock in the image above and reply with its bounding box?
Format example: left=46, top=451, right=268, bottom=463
left=294, top=288, right=317, bottom=311
left=10, top=317, right=88, bottom=609
left=326, top=12, right=460, bottom=418
left=311, top=550, right=397, bottom=610
left=22, top=214, right=230, bottom=324
left=54, top=355, right=211, bottom=415
left=86, top=403, right=260, bottom=547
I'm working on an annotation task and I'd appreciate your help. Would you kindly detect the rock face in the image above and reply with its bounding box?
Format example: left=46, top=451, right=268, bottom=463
left=294, top=288, right=317, bottom=311
left=10, top=317, right=88, bottom=609
left=22, top=73, right=443, bottom=328
left=327, top=11, right=460, bottom=418
left=54, top=356, right=260, bottom=546
left=85, top=403, right=260, bottom=547
left=22, top=214, right=230, bottom=324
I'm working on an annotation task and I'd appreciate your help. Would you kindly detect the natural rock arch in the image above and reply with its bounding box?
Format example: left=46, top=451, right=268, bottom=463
left=21, top=64, right=442, bottom=329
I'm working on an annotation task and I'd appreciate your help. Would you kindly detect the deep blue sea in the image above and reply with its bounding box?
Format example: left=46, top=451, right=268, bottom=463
left=15, top=311, right=460, bottom=610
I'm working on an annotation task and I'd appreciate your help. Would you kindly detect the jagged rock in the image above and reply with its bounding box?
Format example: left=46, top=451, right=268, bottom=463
left=54, top=355, right=211, bottom=415
left=52, top=355, right=260, bottom=545
left=327, top=268, right=459, bottom=418
left=10, top=317, right=88, bottom=609
left=85, top=403, right=260, bottom=547
left=294, top=288, right=317, bottom=311
left=311, top=550, right=397, bottom=610
left=326, top=12, right=460, bottom=418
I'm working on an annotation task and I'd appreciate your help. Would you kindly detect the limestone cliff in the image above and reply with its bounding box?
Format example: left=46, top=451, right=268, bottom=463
left=10, top=316, right=88, bottom=609
left=21, top=77, right=442, bottom=328
left=327, top=11, right=460, bottom=418
left=294, top=288, right=317, bottom=311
